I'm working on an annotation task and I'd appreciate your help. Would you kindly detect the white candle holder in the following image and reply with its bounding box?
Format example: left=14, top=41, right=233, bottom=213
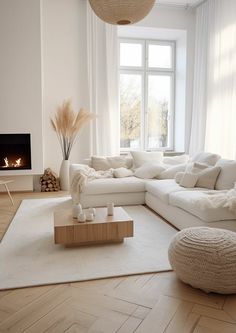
left=86, top=212, right=94, bottom=222
left=88, top=207, right=96, bottom=216
left=77, top=212, right=86, bottom=223
left=107, top=202, right=114, bottom=216
left=72, top=203, right=82, bottom=219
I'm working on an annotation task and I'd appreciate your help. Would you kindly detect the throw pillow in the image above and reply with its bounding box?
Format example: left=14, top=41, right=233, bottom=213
left=92, top=155, right=127, bottom=171
left=91, top=156, right=110, bottom=171
left=134, top=162, right=166, bottom=179
left=163, top=154, right=189, bottom=166
left=175, top=172, right=185, bottom=184
left=215, top=159, right=236, bottom=190
left=158, top=164, right=187, bottom=179
left=186, top=162, right=209, bottom=174
left=113, top=167, right=133, bottom=178
left=130, top=151, right=163, bottom=169
left=107, top=156, right=126, bottom=169
left=190, top=152, right=221, bottom=166
left=180, top=173, right=198, bottom=188
left=195, top=166, right=221, bottom=189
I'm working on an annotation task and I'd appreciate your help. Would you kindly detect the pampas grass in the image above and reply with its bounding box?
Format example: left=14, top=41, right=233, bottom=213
left=51, top=100, right=95, bottom=160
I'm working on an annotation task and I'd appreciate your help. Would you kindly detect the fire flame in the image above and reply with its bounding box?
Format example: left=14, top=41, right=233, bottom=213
left=3, top=157, right=22, bottom=168
left=4, top=157, right=9, bottom=167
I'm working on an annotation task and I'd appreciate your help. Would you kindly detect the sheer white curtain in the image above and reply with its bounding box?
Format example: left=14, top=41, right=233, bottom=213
left=189, top=0, right=236, bottom=159
left=86, top=3, right=120, bottom=156
left=205, top=0, right=236, bottom=159
left=189, top=1, right=209, bottom=155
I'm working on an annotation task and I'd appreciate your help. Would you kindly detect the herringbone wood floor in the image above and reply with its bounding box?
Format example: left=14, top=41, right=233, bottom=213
left=0, top=191, right=236, bottom=333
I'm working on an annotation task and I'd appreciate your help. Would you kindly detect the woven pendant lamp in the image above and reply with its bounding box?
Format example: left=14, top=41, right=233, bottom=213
left=88, top=0, right=156, bottom=25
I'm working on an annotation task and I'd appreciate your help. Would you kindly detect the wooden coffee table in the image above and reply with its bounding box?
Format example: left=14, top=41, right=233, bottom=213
left=54, top=207, right=133, bottom=247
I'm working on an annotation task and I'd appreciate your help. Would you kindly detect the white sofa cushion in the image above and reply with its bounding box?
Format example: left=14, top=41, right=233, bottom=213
left=163, top=155, right=189, bottom=166
left=130, top=151, right=163, bottom=168
left=82, top=176, right=145, bottom=195
left=195, top=166, right=221, bottom=189
left=181, top=163, right=221, bottom=189
left=215, top=159, right=236, bottom=190
left=134, top=163, right=166, bottom=179
left=145, top=179, right=190, bottom=204
left=190, top=152, right=221, bottom=166
left=158, top=164, right=187, bottom=179
left=113, top=167, right=133, bottom=178
left=169, top=191, right=236, bottom=222
left=180, top=173, right=198, bottom=188
left=91, top=156, right=132, bottom=171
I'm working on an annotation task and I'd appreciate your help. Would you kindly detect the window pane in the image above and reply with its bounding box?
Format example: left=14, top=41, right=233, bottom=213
left=120, top=43, right=142, bottom=67
left=148, top=44, right=172, bottom=68
left=120, top=74, right=142, bottom=149
left=147, top=75, right=171, bottom=149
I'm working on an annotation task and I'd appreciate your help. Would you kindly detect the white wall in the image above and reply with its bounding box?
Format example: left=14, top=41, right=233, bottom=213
left=0, top=0, right=196, bottom=189
left=0, top=0, right=43, bottom=179
left=135, top=4, right=196, bottom=152
left=41, top=0, right=90, bottom=174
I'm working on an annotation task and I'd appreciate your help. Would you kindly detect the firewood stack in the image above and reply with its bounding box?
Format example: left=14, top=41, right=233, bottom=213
left=40, top=168, right=60, bottom=192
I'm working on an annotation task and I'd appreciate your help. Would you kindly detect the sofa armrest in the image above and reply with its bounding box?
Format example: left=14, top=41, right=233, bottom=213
left=69, top=163, right=90, bottom=186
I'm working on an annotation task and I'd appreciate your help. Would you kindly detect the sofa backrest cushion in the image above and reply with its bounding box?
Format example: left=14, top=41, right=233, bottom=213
left=215, top=159, right=236, bottom=190
left=91, top=156, right=133, bottom=171
left=158, top=164, right=187, bottom=179
left=163, top=154, right=189, bottom=166
left=190, top=152, right=221, bottom=166
left=134, top=162, right=166, bottom=179
left=130, top=151, right=163, bottom=169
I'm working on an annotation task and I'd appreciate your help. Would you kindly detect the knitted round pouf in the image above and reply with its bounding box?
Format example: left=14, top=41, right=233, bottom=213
left=168, top=227, right=236, bottom=294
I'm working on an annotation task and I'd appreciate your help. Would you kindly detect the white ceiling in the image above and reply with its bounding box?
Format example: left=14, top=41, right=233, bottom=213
left=157, top=0, right=203, bottom=7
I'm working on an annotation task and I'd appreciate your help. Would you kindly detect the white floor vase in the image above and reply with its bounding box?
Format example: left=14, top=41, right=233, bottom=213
left=59, top=160, right=70, bottom=190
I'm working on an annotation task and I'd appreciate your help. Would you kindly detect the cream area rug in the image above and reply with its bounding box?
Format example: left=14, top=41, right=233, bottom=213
left=0, top=197, right=177, bottom=290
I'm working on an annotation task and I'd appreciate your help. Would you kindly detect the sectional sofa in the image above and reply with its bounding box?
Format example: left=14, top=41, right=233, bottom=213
left=69, top=152, right=236, bottom=232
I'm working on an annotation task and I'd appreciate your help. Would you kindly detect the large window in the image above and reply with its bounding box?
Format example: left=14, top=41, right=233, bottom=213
left=119, top=39, right=175, bottom=151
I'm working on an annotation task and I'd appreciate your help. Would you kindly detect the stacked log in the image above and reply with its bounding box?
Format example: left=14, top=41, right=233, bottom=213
left=40, top=168, right=60, bottom=192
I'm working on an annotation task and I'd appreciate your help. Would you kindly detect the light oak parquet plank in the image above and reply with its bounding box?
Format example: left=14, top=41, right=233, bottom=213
left=194, top=316, right=236, bottom=333
left=0, top=285, right=56, bottom=323
left=164, top=301, right=196, bottom=333
left=223, top=295, right=236, bottom=321
left=162, top=274, right=226, bottom=309
left=24, top=298, right=97, bottom=333
left=88, top=310, right=129, bottom=333
left=0, top=285, right=71, bottom=333
left=192, top=304, right=236, bottom=324
left=117, top=316, right=142, bottom=333
left=132, top=305, right=150, bottom=320
left=70, top=287, right=138, bottom=317
left=135, top=295, right=181, bottom=333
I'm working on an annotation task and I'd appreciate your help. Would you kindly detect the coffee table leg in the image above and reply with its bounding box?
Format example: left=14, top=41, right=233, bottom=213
left=4, top=184, right=14, bottom=205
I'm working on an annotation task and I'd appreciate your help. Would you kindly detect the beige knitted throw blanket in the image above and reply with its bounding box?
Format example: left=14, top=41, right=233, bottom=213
left=196, top=187, right=236, bottom=215
left=70, top=166, right=113, bottom=203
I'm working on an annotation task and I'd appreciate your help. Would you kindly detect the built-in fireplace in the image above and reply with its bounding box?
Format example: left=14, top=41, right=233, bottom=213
left=0, top=134, right=31, bottom=170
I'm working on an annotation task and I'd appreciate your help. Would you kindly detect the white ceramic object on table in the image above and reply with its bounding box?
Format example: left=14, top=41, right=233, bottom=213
left=107, top=202, right=114, bottom=216
left=72, top=203, right=82, bottom=219
left=77, top=212, right=86, bottom=223
left=86, top=212, right=94, bottom=222
left=88, top=207, right=96, bottom=216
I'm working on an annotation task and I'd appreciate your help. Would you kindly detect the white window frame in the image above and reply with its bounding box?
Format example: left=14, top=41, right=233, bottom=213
left=119, top=38, right=175, bottom=152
